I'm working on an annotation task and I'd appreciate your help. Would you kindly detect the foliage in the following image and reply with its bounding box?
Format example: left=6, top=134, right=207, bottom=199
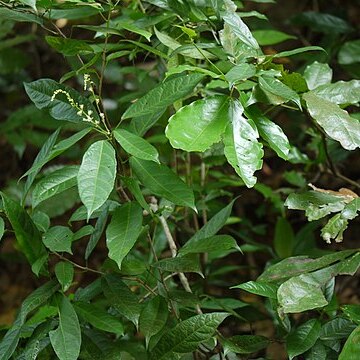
left=0, top=0, right=359, bottom=359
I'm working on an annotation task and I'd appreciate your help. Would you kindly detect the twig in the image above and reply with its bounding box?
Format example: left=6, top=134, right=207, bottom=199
left=53, top=252, right=104, bottom=274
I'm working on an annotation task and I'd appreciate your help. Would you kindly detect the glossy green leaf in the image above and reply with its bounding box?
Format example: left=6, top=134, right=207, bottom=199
left=225, top=64, right=256, bottom=84
left=179, top=235, right=240, bottom=255
left=338, top=40, right=360, bottom=65
left=223, top=99, right=263, bottom=187
left=114, top=128, right=159, bottom=163
left=339, top=326, right=360, bottom=360
left=0, top=280, right=59, bottom=360
left=312, top=80, right=360, bottom=105
left=253, top=30, right=296, bottom=45
left=74, top=302, right=124, bottom=335
left=150, top=313, right=228, bottom=359
left=106, top=202, right=143, bottom=269
left=78, top=140, right=117, bottom=220
left=139, top=296, right=169, bottom=346
left=54, top=261, right=74, bottom=292
left=102, top=274, right=142, bottom=326
left=130, top=157, right=196, bottom=210
left=244, top=105, right=290, bottom=160
left=49, top=295, right=81, bottom=360
left=278, top=273, right=328, bottom=313
left=286, top=319, right=321, bottom=359
left=122, top=74, right=204, bottom=119
left=42, top=226, right=73, bottom=254
left=166, top=96, right=229, bottom=152
left=342, top=305, right=360, bottom=324
left=24, top=79, right=99, bottom=123
left=1, top=193, right=48, bottom=273
left=45, top=36, right=93, bottom=56
left=303, top=61, right=332, bottom=90
left=223, top=335, right=269, bottom=355
left=152, top=254, right=202, bottom=275
left=32, top=165, right=79, bottom=208
left=303, top=92, right=360, bottom=150
left=232, top=280, right=277, bottom=299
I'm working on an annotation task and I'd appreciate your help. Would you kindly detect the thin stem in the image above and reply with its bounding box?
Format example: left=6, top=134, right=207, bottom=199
left=53, top=252, right=104, bottom=274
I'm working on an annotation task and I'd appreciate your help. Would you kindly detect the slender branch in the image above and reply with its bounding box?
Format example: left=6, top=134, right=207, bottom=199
left=53, top=252, right=104, bottom=274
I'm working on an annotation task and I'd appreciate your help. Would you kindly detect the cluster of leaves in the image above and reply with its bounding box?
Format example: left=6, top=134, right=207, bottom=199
left=0, top=0, right=359, bottom=359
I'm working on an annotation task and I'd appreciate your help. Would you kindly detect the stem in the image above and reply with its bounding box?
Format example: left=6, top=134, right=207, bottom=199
left=53, top=252, right=104, bottom=275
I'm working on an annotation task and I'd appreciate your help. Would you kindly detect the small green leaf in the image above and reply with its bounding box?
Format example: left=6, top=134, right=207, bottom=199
left=114, top=128, right=159, bottom=163
left=106, top=202, right=143, bottom=270
left=253, top=30, right=296, bottom=45
left=122, top=74, right=204, bottom=119
left=304, top=61, right=332, bottom=90
left=49, top=295, right=81, bottom=360
left=166, top=96, right=229, bottom=152
left=74, top=302, right=124, bottom=335
left=272, top=46, right=325, bottom=58
left=232, top=281, right=278, bottom=299
left=286, top=319, right=321, bottom=359
left=78, top=140, right=117, bottom=220
left=338, top=40, right=360, bottom=65
left=32, top=165, right=79, bottom=208
left=55, top=261, right=74, bottom=292
left=152, top=254, right=202, bottom=276
left=45, top=36, right=93, bottom=56
left=223, top=335, right=269, bottom=355
left=342, top=305, right=360, bottom=324
left=223, top=99, right=263, bottom=187
left=339, top=326, right=360, bottom=360
left=225, top=64, right=256, bottom=84
left=42, top=226, right=73, bottom=254
left=150, top=313, right=228, bottom=359
left=139, top=296, right=169, bottom=347
left=130, top=157, right=196, bottom=210
left=303, top=92, right=360, bottom=150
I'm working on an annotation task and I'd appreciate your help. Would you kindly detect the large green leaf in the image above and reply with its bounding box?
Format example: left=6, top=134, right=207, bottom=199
left=312, top=80, right=360, bottom=105
left=24, top=79, right=99, bottom=123
left=152, top=254, right=202, bottom=275
left=165, top=96, right=229, bottom=152
left=150, top=313, right=228, bottom=359
left=303, top=61, right=332, bottom=90
left=74, top=302, right=124, bottom=335
left=339, top=326, right=360, bottom=360
left=223, top=335, right=270, bottom=355
left=303, top=92, right=360, bottom=150
left=286, top=319, right=321, bottom=359
left=223, top=99, right=263, bottom=187
left=320, top=318, right=356, bottom=341
left=122, top=74, right=204, bottom=119
left=113, top=128, right=159, bottom=163
left=232, top=281, right=277, bottom=299
left=49, top=295, right=81, bottom=360
left=0, top=281, right=59, bottom=360
left=1, top=193, right=48, bottom=274
left=32, top=165, right=79, bottom=208
left=78, top=140, right=117, bottom=220
left=106, top=202, right=143, bottom=269
left=130, top=157, right=196, bottom=210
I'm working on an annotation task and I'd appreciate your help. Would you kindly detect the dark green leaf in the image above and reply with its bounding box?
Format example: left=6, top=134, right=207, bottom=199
left=152, top=254, right=202, bottom=276
left=42, top=226, right=73, bottom=254
left=223, top=335, right=269, bottom=355
left=253, top=30, right=296, bottom=45
left=232, top=280, right=277, bottom=299
left=338, top=326, right=360, bottom=360
left=0, top=217, right=4, bottom=242
left=342, top=305, right=360, bottom=324
left=45, top=36, right=93, bottom=56
left=274, top=217, right=295, bottom=258
left=55, top=261, right=74, bottom=292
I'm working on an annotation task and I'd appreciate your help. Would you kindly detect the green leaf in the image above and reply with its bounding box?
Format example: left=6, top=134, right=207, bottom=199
left=286, top=319, right=321, bottom=359
left=130, top=157, right=196, bottom=210
left=259, top=75, right=301, bottom=109
left=274, top=217, right=295, bottom=258
left=232, top=281, right=277, bottom=299
left=320, top=318, right=356, bottom=341
left=139, top=296, right=169, bottom=346
left=303, top=61, right=332, bottom=90
left=45, top=36, right=93, bottom=56
left=122, top=74, right=204, bottom=119
left=1, top=193, right=48, bottom=273
left=106, top=202, right=143, bottom=269
left=122, top=176, right=150, bottom=212
left=0, top=217, right=4, bottom=242
left=225, top=64, right=256, bottom=84
left=78, top=140, right=117, bottom=220
left=0, top=8, right=43, bottom=25
left=32, top=165, right=79, bottom=208
left=24, top=79, right=99, bottom=123
left=342, top=305, right=360, bottom=324
left=222, top=12, right=260, bottom=50
left=223, top=99, right=263, bottom=187
left=74, top=302, right=124, bottom=335
left=102, top=274, right=142, bottom=326
left=150, top=313, right=228, bottom=359
left=43, top=226, right=73, bottom=254
left=253, top=30, right=296, bottom=45
left=223, top=335, right=269, bottom=355
left=272, top=46, right=325, bottom=58
left=277, top=273, right=328, bottom=313
left=114, top=128, right=159, bottom=163
left=55, top=262, right=74, bottom=292
left=303, top=92, right=360, bottom=151
left=166, top=96, right=229, bottom=152
left=312, top=80, right=360, bottom=105
left=152, top=254, right=202, bottom=275
left=179, top=235, right=240, bottom=255
left=339, top=326, right=360, bottom=360
left=49, top=295, right=81, bottom=360
left=338, top=40, right=360, bottom=65
left=244, top=104, right=290, bottom=160
left=0, top=280, right=59, bottom=360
